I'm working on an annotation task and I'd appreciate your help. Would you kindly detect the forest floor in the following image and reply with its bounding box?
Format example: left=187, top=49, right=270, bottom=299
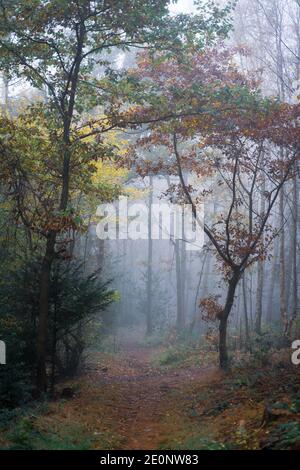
left=1, top=332, right=300, bottom=450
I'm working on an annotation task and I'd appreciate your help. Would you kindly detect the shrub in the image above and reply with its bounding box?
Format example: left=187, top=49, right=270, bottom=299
left=0, top=258, right=116, bottom=406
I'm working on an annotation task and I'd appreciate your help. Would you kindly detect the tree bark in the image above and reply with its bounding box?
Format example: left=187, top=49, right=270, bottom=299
left=146, top=175, right=153, bottom=335
left=175, top=239, right=184, bottom=330
left=219, top=316, right=228, bottom=370
left=291, top=168, right=299, bottom=326
left=279, top=185, right=288, bottom=337
left=242, top=273, right=251, bottom=352
left=255, top=176, right=265, bottom=334
left=36, top=231, right=56, bottom=393
left=190, top=250, right=208, bottom=333
left=219, top=272, right=240, bottom=370
left=266, top=237, right=279, bottom=323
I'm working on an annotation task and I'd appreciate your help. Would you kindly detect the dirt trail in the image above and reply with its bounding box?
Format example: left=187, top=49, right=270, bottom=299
left=34, top=336, right=300, bottom=450
left=3, top=336, right=297, bottom=450
left=38, top=337, right=219, bottom=450
left=83, top=339, right=218, bottom=450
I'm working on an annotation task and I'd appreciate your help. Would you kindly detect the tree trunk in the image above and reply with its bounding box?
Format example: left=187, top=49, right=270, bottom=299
left=175, top=239, right=184, bottom=330
left=279, top=184, right=288, bottom=337
left=50, top=267, right=59, bottom=397
left=219, top=272, right=240, bottom=370
left=36, top=231, right=56, bottom=393
left=291, top=168, right=299, bottom=327
left=190, top=250, right=208, bottom=333
left=266, top=237, right=279, bottom=323
left=181, top=237, right=187, bottom=323
left=255, top=259, right=264, bottom=335
left=242, top=273, right=251, bottom=352
left=36, top=145, right=71, bottom=395
left=219, top=316, right=228, bottom=370
left=255, top=175, right=265, bottom=334
left=287, top=167, right=299, bottom=336
left=146, top=176, right=153, bottom=335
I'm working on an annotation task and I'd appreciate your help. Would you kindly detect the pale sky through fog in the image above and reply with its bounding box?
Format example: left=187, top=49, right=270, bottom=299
left=2, top=0, right=198, bottom=102
left=170, top=0, right=196, bottom=14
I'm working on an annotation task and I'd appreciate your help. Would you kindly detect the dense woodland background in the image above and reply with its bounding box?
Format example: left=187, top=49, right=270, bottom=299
left=0, top=0, right=299, bottom=451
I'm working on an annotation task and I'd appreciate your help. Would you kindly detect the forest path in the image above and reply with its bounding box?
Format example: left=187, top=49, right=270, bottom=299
left=35, top=333, right=222, bottom=450
left=74, top=336, right=219, bottom=450
left=20, top=334, right=300, bottom=450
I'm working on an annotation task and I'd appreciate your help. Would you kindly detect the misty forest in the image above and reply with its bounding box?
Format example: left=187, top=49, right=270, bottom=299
left=0, top=0, right=299, bottom=451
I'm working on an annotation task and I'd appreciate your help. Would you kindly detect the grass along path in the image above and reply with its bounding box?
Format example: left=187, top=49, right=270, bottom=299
left=2, top=337, right=300, bottom=450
